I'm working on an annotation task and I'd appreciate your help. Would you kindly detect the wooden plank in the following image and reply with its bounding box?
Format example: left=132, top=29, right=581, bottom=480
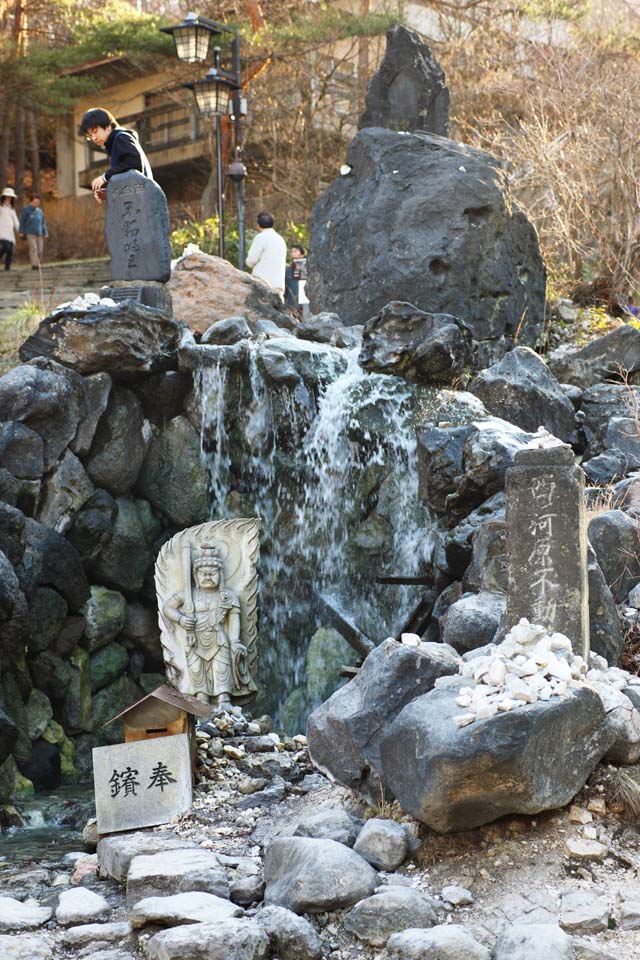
left=375, top=575, right=433, bottom=585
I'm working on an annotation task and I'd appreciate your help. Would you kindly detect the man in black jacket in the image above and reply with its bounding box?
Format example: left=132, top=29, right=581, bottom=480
left=78, top=108, right=153, bottom=204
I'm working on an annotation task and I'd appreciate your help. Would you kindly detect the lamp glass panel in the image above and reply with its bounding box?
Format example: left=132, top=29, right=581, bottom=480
left=174, top=24, right=211, bottom=62
left=194, top=78, right=231, bottom=116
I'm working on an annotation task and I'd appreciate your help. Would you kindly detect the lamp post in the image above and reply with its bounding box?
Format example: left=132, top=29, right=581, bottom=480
left=161, top=12, right=246, bottom=267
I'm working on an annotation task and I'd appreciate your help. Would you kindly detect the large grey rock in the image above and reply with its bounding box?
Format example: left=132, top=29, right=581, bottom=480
left=17, top=518, right=89, bottom=610
left=106, top=170, right=171, bottom=282
left=89, top=674, right=142, bottom=738
left=145, top=919, right=269, bottom=960
left=440, top=591, right=505, bottom=653
left=493, top=922, right=573, bottom=960
left=201, top=316, right=253, bottom=345
left=0, top=548, right=19, bottom=621
left=120, top=601, right=162, bottom=662
left=308, top=128, right=545, bottom=362
left=550, top=324, right=640, bottom=388
left=442, top=493, right=505, bottom=579
left=469, top=347, right=576, bottom=443
left=386, top=924, right=490, bottom=959
left=263, top=837, right=378, bottom=913
left=126, top=848, right=229, bottom=906
left=55, top=887, right=111, bottom=925
left=0, top=421, right=44, bottom=478
left=417, top=417, right=534, bottom=521
left=0, top=934, right=52, bottom=959
left=255, top=905, right=322, bottom=960
left=25, top=689, right=53, bottom=740
left=353, top=818, right=408, bottom=871
left=462, top=521, right=507, bottom=593
left=307, top=639, right=459, bottom=799
left=70, top=371, right=112, bottom=456
left=0, top=363, right=78, bottom=469
left=130, top=891, right=242, bottom=929
left=292, top=807, right=362, bottom=846
left=359, top=24, right=449, bottom=134
left=296, top=313, right=360, bottom=348
left=344, top=887, right=437, bottom=946
left=36, top=449, right=94, bottom=534
left=20, top=302, right=182, bottom=377
left=588, top=509, right=640, bottom=600
left=379, top=685, right=609, bottom=832
left=90, top=642, right=130, bottom=691
left=60, top=921, right=133, bottom=947
left=136, top=416, right=209, bottom=528
left=0, top=501, right=26, bottom=568
left=85, top=387, right=149, bottom=495
left=0, top=896, right=52, bottom=931
left=602, top=417, right=640, bottom=470
left=359, top=302, right=473, bottom=385
left=133, top=371, right=191, bottom=424
left=87, top=497, right=151, bottom=593
left=579, top=383, right=640, bottom=458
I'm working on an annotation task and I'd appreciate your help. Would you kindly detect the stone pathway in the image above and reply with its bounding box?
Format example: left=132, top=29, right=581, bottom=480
left=0, top=258, right=110, bottom=320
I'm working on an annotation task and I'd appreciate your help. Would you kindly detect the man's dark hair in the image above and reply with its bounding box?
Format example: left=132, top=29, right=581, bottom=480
left=78, top=108, right=117, bottom=135
left=291, top=244, right=306, bottom=256
left=30, top=194, right=41, bottom=201
left=256, top=211, right=274, bottom=229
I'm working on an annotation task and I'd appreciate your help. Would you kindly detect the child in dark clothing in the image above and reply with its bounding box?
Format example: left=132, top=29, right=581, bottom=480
left=78, top=107, right=153, bottom=204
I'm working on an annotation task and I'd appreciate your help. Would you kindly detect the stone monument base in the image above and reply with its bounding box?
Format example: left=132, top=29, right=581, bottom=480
left=100, top=279, right=172, bottom=316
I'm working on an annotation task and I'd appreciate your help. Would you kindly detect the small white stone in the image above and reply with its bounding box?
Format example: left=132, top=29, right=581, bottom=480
left=487, top=659, right=506, bottom=686
left=454, top=713, right=476, bottom=728
left=400, top=633, right=420, bottom=647
left=497, top=699, right=518, bottom=712
left=476, top=702, right=499, bottom=720
left=455, top=695, right=472, bottom=708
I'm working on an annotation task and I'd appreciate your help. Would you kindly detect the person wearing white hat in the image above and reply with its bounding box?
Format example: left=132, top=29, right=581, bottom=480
left=0, top=188, right=20, bottom=271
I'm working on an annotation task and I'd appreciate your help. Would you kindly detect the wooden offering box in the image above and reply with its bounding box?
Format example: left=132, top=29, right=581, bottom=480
left=103, top=685, right=210, bottom=772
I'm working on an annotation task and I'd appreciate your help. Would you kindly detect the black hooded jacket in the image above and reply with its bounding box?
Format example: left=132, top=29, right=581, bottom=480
left=103, top=127, right=153, bottom=182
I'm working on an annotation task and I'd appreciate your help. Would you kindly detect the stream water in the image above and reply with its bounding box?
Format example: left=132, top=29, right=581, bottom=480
left=0, top=784, right=94, bottom=866
left=195, top=344, right=434, bottom=729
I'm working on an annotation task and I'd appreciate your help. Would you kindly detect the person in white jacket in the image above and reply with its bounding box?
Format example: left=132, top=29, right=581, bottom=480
left=245, top=212, right=287, bottom=296
left=0, top=187, right=21, bottom=271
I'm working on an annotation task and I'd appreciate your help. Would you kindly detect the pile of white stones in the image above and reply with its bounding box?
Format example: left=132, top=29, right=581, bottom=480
left=444, top=619, right=640, bottom=728
left=52, top=292, right=117, bottom=314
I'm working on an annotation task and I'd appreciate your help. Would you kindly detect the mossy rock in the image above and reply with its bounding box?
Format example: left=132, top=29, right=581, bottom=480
left=25, top=688, right=53, bottom=741
left=90, top=674, right=142, bottom=744
left=81, top=585, right=127, bottom=653
left=1, top=673, right=31, bottom=765
left=306, top=626, right=359, bottom=708
left=0, top=755, right=34, bottom=802
left=27, top=586, right=68, bottom=656
left=43, top=720, right=80, bottom=782
left=63, top=646, right=92, bottom=734
left=90, top=641, right=130, bottom=692
left=278, top=686, right=308, bottom=737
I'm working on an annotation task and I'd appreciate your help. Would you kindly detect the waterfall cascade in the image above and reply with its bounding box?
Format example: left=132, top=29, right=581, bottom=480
left=195, top=340, right=435, bottom=730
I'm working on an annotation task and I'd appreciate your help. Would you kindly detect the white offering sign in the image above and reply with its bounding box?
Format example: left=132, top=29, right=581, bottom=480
left=92, top=733, right=192, bottom=835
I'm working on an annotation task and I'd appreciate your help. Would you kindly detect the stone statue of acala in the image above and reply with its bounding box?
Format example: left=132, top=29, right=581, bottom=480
left=155, top=519, right=260, bottom=706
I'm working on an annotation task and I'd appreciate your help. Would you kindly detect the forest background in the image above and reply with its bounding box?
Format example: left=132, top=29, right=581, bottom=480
left=1, top=0, right=640, bottom=304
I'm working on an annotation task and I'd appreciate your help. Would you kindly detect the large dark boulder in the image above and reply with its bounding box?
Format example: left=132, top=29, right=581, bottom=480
left=440, top=591, right=506, bottom=653
left=306, top=639, right=460, bottom=800
left=588, top=547, right=624, bottom=665
left=66, top=489, right=117, bottom=562
left=417, top=417, right=535, bottom=522
left=550, top=324, right=640, bottom=388
left=579, top=383, right=640, bottom=459
left=379, top=684, right=609, bottom=832
left=0, top=421, right=44, bottom=479
left=0, top=501, right=26, bottom=567
left=87, top=497, right=152, bottom=593
left=0, top=706, right=18, bottom=767
left=359, top=302, right=473, bottom=384
left=358, top=24, right=450, bottom=135
left=469, top=347, right=576, bottom=443
left=17, top=518, right=90, bottom=611
left=0, top=549, right=19, bottom=622
left=136, top=416, right=209, bottom=528
left=0, top=364, right=79, bottom=470
left=85, top=387, right=149, bottom=495
left=19, top=302, right=183, bottom=378
left=588, top=509, right=640, bottom=600
left=308, top=128, right=546, bottom=363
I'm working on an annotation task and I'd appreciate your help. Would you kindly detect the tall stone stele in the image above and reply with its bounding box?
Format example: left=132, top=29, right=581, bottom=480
left=103, top=169, right=172, bottom=312
left=505, top=445, right=589, bottom=658
left=155, top=519, right=260, bottom=706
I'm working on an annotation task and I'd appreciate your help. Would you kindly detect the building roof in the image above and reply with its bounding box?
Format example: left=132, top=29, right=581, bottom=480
left=103, top=684, right=211, bottom=726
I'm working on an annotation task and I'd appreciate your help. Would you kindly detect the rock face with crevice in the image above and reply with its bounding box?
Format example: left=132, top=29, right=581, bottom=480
left=308, top=128, right=546, bottom=363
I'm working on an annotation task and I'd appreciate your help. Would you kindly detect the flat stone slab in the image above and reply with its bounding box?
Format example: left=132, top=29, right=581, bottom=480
left=97, top=832, right=197, bottom=883
left=344, top=887, right=438, bottom=946
left=146, top=919, right=269, bottom=960
left=60, top=921, right=133, bottom=946
left=0, top=934, right=53, bottom=959
left=559, top=887, right=609, bottom=934
left=130, top=891, right=242, bottom=929
left=0, top=896, right=52, bottom=931
left=127, top=847, right=229, bottom=906
left=55, top=886, right=111, bottom=926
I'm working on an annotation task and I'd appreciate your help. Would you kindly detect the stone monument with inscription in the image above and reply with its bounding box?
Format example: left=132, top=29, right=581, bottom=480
left=505, top=444, right=589, bottom=658
left=102, top=169, right=172, bottom=312
left=155, top=519, right=260, bottom=706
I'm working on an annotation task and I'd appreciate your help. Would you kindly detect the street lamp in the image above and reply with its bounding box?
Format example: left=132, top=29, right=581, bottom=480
left=161, top=12, right=246, bottom=267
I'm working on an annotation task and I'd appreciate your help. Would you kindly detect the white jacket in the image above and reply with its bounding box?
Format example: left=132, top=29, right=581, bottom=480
left=0, top=205, right=20, bottom=244
left=246, top=228, right=287, bottom=293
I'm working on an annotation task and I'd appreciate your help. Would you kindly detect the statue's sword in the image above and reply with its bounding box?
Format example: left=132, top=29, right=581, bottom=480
left=182, top=543, right=196, bottom=650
